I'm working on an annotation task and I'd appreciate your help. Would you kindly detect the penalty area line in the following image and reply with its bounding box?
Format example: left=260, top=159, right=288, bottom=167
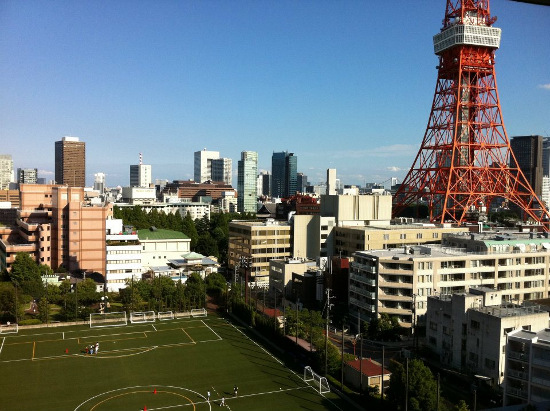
left=201, top=319, right=222, bottom=341
left=0, top=337, right=5, bottom=355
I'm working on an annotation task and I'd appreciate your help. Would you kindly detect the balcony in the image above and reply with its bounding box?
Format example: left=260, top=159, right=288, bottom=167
left=350, top=273, right=376, bottom=286
left=505, top=387, right=528, bottom=399
left=349, top=297, right=375, bottom=312
left=507, top=369, right=528, bottom=380
left=508, top=351, right=529, bottom=362
left=531, top=377, right=550, bottom=387
left=349, top=285, right=375, bottom=299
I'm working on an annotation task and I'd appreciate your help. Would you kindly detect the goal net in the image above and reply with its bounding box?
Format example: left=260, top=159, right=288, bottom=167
left=190, top=308, right=207, bottom=317
left=0, top=323, right=18, bottom=334
left=158, top=311, right=174, bottom=321
left=130, top=311, right=156, bottom=324
left=89, top=312, right=127, bottom=328
left=304, top=366, right=330, bottom=394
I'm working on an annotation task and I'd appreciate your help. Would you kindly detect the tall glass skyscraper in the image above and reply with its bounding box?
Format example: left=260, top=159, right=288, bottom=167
left=238, top=151, right=258, bottom=213
left=271, top=151, right=297, bottom=198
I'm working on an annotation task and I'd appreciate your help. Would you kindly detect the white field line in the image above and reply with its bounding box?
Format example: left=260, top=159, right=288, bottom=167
left=201, top=319, right=222, bottom=340
left=0, top=337, right=5, bottom=355
left=227, top=321, right=344, bottom=410
left=74, top=385, right=205, bottom=411
left=146, top=386, right=310, bottom=411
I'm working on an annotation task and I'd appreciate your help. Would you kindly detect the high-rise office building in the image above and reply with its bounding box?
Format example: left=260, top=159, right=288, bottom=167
left=130, top=153, right=151, bottom=188
left=0, top=155, right=14, bottom=190
left=510, top=135, right=544, bottom=198
left=327, top=169, right=337, bottom=195
left=94, top=172, right=106, bottom=192
left=211, top=157, right=233, bottom=185
left=55, top=136, right=86, bottom=187
left=271, top=151, right=297, bottom=198
left=237, top=151, right=258, bottom=213
left=260, top=171, right=271, bottom=197
left=297, top=173, right=308, bottom=194
left=543, top=138, right=550, bottom=178
left=194, top=149, right=220, bottom=183
left=17, top=168, right=38, bottom=184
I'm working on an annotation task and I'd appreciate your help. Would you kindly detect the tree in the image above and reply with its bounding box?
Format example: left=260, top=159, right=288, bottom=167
left=205, top=272, right=226, bottom=297
left=196, top=233, right=218, bottom=257
left=181, top=212, right=198, bottom=248
left=9, top=253, right=44, bottom=298
left=184, top=273, right=205, bottom=308
left=456, top=400, right=470, bottom=411
left=387, top=359, right=437, bottom=411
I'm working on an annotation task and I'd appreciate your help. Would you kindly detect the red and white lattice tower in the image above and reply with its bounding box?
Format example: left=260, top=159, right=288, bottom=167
left=392, top=0, right=550, bottom=229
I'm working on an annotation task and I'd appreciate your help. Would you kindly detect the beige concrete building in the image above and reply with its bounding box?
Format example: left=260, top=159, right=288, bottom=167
left=426, top=288, right=548, bottom=388
left=505, top=328, right=550, bottom=406
left=292, top=215, right=335, bottom=259
left=269, top=257, right=317, bottom=298
left=350, top=232, right=550, bottom=328
left=320, top=193, right=392, bottom=226
left=228, top=219, right=292, bottom=286
left=334, top=224, right=467, bottom=258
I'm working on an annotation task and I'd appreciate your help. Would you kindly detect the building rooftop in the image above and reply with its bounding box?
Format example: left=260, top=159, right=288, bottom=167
left=346, top=358, right=390, bottom=377
left=137, top=229, right=190, bottom=241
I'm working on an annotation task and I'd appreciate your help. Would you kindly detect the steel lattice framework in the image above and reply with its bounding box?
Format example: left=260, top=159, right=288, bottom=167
left=393, top=0, right=550, bottom=229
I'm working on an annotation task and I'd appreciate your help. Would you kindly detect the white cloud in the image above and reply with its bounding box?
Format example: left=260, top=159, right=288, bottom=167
left=538, top=84, right=550, bottom=90
left=386, top=166, right=402, bottom=172
left=38, top=169, right=54, bottom=176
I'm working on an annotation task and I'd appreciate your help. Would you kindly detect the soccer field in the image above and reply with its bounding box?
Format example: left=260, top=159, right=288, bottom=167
left=0, top=314, right=349, bottom=410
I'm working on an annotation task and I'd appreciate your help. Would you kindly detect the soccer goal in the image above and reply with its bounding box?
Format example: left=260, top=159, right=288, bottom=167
left=304, top=366, right=330, bottom=394
left=89, top=312, right=127, bottom=328
left=190, top=308, right=207, bottom=317
left=174, top=311, right=191, bottom=319
left=0, top=323, right=18, bottom=334
left=130, top=311, right=156, bottom=323
left=157, top=311, right=174, bottom=321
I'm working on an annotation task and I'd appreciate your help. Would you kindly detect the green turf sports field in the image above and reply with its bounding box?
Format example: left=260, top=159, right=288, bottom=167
left=0, top=314, right=348, bottom=410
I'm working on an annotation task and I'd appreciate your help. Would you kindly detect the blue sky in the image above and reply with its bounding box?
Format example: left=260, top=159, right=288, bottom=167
left=1, top=0, right=549, bottom=188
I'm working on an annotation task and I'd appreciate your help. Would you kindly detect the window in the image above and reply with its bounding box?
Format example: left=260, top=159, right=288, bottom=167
left=417, top=233, right=423, bottom=239
left=383, top=234, right=389, bottom=240
left=485, top=358, right=496, bottom=370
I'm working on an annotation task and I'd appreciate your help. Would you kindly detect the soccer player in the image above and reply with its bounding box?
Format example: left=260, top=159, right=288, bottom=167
left=233, top=385, right=238, bottom=397
left=219, top=397, right=225, bottom=407
left=95, top=342, right=99, bottom=354
left=207, top=391, right=210, bottom=401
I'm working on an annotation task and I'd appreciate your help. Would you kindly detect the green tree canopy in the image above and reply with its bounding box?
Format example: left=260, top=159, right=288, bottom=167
left=387, top=359, right=437, bottom=411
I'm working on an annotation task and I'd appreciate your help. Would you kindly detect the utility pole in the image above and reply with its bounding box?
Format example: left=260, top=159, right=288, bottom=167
left=324, top=288, right=334, bottom=377
left=340, top=325, right=344, bottom=389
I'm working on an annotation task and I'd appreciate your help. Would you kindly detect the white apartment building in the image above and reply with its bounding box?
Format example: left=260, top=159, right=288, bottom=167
left=505, top=328, right=550, bottom=406
left=350, top=232, right=550, bottom=329
left=105, top=219, right=142, bottom=292
left=426, top=288, right=548, bottom=388
left=116, top=201, right=210, bottom=221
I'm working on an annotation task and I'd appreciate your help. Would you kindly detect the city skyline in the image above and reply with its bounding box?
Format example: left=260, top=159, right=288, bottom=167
left=1, top=1, right=548, bottom=187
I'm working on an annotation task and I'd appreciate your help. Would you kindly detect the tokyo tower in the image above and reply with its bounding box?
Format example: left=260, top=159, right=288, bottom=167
left=392, top=0, right=550, bottom=229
